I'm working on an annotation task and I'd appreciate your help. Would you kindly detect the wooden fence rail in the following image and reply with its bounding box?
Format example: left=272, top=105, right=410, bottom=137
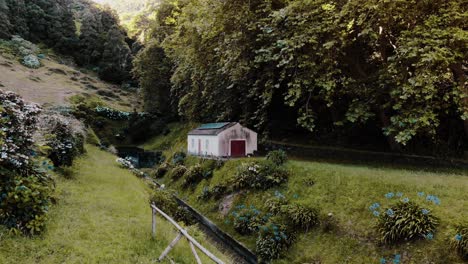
left=151, top=204, right=225, bottom=264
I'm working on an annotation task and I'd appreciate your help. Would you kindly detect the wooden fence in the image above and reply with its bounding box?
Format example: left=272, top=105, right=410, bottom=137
left=151, top=204, right=225, bottom=264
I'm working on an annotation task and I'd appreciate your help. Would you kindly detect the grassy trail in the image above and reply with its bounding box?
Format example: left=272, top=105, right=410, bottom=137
left=0, top=145, right=229, bottom=263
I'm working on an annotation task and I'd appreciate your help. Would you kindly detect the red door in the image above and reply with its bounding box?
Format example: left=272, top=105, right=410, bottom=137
left=230, top=140, right=246, bottom=157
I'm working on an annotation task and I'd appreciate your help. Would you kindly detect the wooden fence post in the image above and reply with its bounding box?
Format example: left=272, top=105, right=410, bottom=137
left=152, top=208, right=156, bottom=238
left=158, top=232, right=183, bottom=261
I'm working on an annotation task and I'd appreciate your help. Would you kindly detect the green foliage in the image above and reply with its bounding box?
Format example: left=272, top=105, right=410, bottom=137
left=256, top=222, right=294, bottom=262
left=265, top=196, right=288, bottom=215
left=153, top=162, right=171, bottom=179
left=451, top=224, right=468, bottom=261
left=376, top=201, right=439, bottom=245
left=231, top=161, right=289, bottom=191
left=171, top=151, right=186, bottom=165
left=0, top=173, right=54, bottom=235
left=266, top=150, right=288, bottom=166
left=86, top=128, right=101, bottom=146
left=182, top=164, right=205, bottom=188
left=150, top=188, right=194, bottom=224
left=231, top=207, right=266, bottom=235
left=281, top=203, right=319, bottom=231
left=167, top=165, right=187, bottom=181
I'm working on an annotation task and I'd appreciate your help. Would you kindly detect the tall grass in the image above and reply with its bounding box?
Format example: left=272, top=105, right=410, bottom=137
left=0, top=145, right=229, bottom=264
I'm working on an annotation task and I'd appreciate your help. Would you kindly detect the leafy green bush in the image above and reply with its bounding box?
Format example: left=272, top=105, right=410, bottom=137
left=42, top=114, right=85, bottom=167
left=256, top=222, right=295, bottom=262
left=167, top=165, right=187, bottom=181
left=265, top=196, right=289, bottom=215
left=150, top=189, right=194, bottom=224
left=229, top=205, right=267, bottom=235
left=182, top=165, right=205, bottom=188
left=153, top=162, right=171, bottom=178
left=0, top=170, right=54, bottom=235
left=231, top=161, right=288, bottom=190
left=376, top=201, right=439, bottom=244
left=198, top=184, right=228, bottom=200
left=266, top=150, right=288, bottom=166
left=172, top=151, right=186, bottom=165
left=281, top=203, right=319, bottom=231
left=451, top=224, right=468, bottom=260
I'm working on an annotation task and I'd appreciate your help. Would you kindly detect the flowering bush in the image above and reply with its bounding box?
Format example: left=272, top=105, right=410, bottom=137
left=0, top=90, right=53, bottom=235
left=266, top=149, right=288, bottom=166
left=231, top=161, right=288, bottom=191
left=38, top=113, right=85, bottom=167
left=371, top=192, right=439, bottom=244
left=228, top=205, right=268, bottom=235
left=0, top=90, right=41, bottom=171
left=282, top=203, right=319, bottom=231
left=116, top=157, right=135, bottom=169
left=451, top=224, right=467, bottom=260
left=95, top=106, right=131, bottom=120
left=256, top=221, right=295, bottom=262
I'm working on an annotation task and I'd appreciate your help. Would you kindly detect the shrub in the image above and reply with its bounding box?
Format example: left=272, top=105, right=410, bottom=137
left=265, top=196, right=289, bottom=215
left=0, top=90, right=54, bottom=235
left=153, top=162, right=171, bottom=178
left=0, top=173, right=54, bottom=235
left=197, top=184, right=228, bottom=200
left=40, top=114, right=85, bottom=167
left=172, top=151, right=186, bottom=165
left=266, top=150, right=288, bottom=166
left=256, top=222, right=295, bottom=262
left=182, top=164, right=206, bottom=188
left=232, top=161, right=289, bottom=190
left=150, top=189, right=194, bottom=224
left=281, top=203, right=320, bottom=231
left=376, top=201, right=439, bottom=244
left=451, top=224, right=468, bottom=260
left=168, top=165, right=187, bottom=181
left=229, top=205, right=267, bottom=235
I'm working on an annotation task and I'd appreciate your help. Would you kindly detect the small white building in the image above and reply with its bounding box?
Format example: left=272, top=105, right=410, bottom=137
left=187, top=122, right=257, bottom=157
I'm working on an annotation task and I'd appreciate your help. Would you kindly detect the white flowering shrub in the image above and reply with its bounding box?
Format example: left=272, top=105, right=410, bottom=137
left=22, top=54, right=41, bottom=69
left=36, top=112, right=85, bottom=167
left=231, top=161, right=289, bottom=190
left=0, top=90, right=54, bottom=234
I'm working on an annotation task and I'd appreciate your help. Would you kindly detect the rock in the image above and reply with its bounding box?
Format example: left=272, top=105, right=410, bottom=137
left=22, top=54, right=41, bottom=69
left=48, top=68, right=67, bottom=75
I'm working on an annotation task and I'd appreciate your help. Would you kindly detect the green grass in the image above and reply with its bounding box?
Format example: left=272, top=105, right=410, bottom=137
left=142, top=122, right=198, bottom=158
left=0, top=145, right=230, bottom=264
left=145, top=122, right=468, bottom=263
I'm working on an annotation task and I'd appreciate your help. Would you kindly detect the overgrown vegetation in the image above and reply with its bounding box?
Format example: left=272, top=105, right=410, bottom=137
left=134, top=0, right=467, bottom=156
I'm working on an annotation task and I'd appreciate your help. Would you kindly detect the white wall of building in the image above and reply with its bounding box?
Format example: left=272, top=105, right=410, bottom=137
left=187, top=135, right=219, bottom=156
left=217, top=123, right=257, bottom=156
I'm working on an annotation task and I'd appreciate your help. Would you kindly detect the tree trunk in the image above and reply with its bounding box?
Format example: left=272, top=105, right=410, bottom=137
left=378, top=110, right=402, bottom=152
left=450, top=63, right=468, bottom=138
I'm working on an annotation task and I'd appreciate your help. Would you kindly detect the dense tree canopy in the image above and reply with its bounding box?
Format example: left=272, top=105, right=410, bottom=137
left=0, top=0, right=134, bottom=83
left=134, top=0, right=467, bottom=155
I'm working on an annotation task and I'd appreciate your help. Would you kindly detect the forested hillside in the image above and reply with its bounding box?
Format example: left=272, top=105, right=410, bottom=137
left=134, top=0, right=467, bottom=156
left=0, top=0, right=135, bottom=83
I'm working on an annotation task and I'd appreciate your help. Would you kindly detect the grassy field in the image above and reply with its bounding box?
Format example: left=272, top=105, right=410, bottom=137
left=144, top=123, right=468, bottom=264
left=0, top=145, right=230, bottom=264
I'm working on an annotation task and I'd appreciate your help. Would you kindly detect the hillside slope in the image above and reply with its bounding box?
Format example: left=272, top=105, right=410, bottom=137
left=0, top=53, right=138, bottom=111
left=0, top=145, right=229, bottom=263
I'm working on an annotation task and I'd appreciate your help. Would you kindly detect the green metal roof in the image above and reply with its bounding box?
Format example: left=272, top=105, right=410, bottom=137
left=197, top=122, right=231, bottom=130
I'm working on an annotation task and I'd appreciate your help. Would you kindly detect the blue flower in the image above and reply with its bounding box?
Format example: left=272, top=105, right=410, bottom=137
left=426, top=195, right=441, bottom=205
left=418, top=192, right=425, bottom=197
left=396, top=192, right=403, bottom=197
left=293, top=193, right=299, bottom=199
left=455, top=234, right=462, bottom=241
left=386, top=209, right=395, bottom=217
left=385, top=192, right=394, bottom=199
left=421, top=209, right=429, bottom=215
left=373, top=210, right=380, bottom=217
left=380, top=258, right=386, bottom=264
left=402, top=197, right=410, bottom=203
left=394, top=254, right=401, bottom=260
left=369, top=202, right=381, bottom=211
left=425, top=233, right=434, bottom=240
